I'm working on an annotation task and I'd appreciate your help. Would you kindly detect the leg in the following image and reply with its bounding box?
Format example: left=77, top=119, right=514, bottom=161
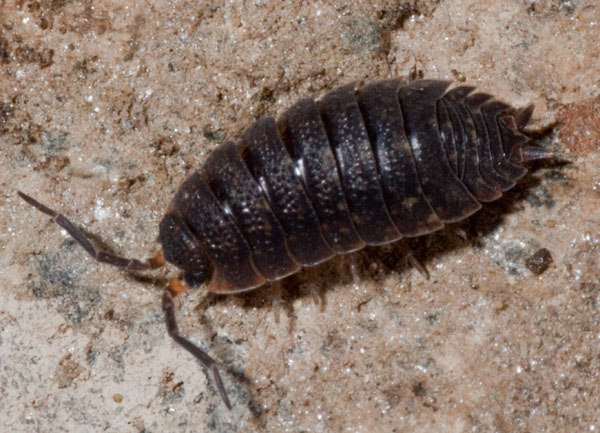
left=349, top=261, right=361, bottom=285
left=398, top=241, right=430, bottom=280
left=267, top=282, right=282, bottom=324
left=162, top=285, right=232, bottom=410
left=405, top=250, right=430, bottom=280
left=307, top=283, right=324, bottom=310
left=18, top=191, right=164, bottom=271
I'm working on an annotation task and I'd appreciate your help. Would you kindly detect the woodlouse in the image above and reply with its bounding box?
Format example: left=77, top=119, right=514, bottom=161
left=19, top=78, right=550, bottom=409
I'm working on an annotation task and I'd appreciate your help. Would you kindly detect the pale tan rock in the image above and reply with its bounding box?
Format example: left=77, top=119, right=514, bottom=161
left=1, top=0, right=599, bottom=432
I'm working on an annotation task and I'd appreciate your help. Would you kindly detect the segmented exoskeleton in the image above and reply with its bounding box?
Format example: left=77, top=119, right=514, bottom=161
left=160, top=79, right=541, bottom=293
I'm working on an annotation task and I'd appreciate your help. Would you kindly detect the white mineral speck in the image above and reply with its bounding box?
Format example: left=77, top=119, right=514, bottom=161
left=94, top=200, right=111, bottom=221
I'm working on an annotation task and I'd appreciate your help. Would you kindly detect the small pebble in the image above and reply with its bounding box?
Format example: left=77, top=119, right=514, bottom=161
left=525, top=248, right=553, bottom=274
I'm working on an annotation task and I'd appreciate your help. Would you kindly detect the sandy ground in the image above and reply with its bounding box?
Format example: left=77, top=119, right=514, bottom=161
left=1, top=0, right=599, bottom=432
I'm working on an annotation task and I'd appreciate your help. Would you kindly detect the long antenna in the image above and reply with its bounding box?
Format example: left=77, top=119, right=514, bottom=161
left=18, top=191, right=163, bottom=270
left=18, top=191, right=233, bottom=409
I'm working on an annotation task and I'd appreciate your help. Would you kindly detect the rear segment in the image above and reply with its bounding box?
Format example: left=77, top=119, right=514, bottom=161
left=440, top=85, right=533, bottom=202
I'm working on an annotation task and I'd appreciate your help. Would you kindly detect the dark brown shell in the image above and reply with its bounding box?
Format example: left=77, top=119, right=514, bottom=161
left=159, top=79, right=532, bottom=293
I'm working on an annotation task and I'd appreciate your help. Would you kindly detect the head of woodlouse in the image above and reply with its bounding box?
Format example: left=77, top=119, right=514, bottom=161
left=159, top=213, right=213, bottom=289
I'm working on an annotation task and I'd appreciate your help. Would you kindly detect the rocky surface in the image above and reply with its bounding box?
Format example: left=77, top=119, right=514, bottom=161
left=1, top=1, right=599, bottom=432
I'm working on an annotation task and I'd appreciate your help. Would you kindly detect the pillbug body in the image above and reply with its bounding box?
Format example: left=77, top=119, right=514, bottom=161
left=160, top=78, right=542, bottom=293
left=19, top=78, right=549, bottom=409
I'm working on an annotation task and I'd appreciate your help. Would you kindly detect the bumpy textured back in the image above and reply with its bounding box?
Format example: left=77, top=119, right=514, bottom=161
left=159, top=79, right=533, bottom=293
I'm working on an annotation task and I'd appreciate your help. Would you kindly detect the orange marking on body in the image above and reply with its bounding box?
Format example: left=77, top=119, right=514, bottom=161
left=206, top=271, right=266, bottom=294
left=150, top=250, right=166, bottom=269
left=168, top=278, right=188, bottom=296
